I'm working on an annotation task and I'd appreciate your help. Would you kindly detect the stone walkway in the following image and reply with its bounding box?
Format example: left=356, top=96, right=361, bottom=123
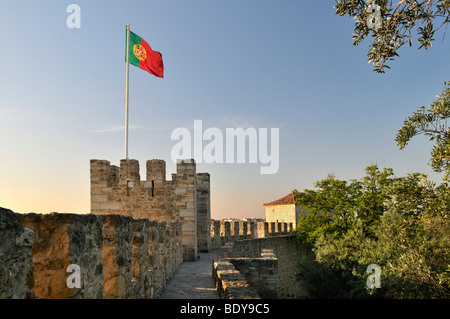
left=160, top=249, right=222, bottom=299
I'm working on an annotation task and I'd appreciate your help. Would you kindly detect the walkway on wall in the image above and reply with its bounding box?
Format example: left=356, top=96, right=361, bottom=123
left=160, top=249, right=221, bottom=299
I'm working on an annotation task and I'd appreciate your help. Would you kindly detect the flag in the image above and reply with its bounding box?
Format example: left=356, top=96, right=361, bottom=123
left=127, top=30, right=164, bottom=78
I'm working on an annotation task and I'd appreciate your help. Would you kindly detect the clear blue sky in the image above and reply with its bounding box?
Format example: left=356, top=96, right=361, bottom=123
left=1, top=1, right=449, bottom=219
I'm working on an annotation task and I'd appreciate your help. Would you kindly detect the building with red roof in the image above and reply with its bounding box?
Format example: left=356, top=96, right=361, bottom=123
left=263, top=192, right=305, bottom=228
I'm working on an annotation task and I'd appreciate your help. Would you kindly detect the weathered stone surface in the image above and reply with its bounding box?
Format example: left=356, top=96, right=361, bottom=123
left=1, top=201, right=301, bottom=300
left=67, top=213, right=104, bottom=299
left=90, top=158, right=201, bottom=262
left=197, top=173, right=211, bottom=253
left=101, top=214, right=133, bottom=299
left=0, top=208, right=35, bottom=299
left=131, top=218, right=150, bottom=299
left=212, top=259, right=260, bottom=299
left=20, top=212, right=103, bottom=299
left=0, top=206, right=185, bottom=299
left=228, top=255, right=278, bottom=299
left=225, top=235, right=314, bottom=298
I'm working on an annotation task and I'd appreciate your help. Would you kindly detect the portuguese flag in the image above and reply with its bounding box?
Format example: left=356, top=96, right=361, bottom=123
left=127, top=29, right=164, bottom=78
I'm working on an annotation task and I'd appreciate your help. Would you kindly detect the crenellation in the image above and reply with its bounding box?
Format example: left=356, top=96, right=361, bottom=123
left=197, top=172, right=211, bottom=252
left=0, top=209, right=184, bottom=300
left=1, top=156, right=301, bottom=300
left=90, top=158, right=209, bottom=261
left=250, top=222, right=257, bottom=238
left=19, top=212, right=103, bottom=299
left=210, top=220, right=221, bottom=249
left=131, top=218, right=150, bottom=299
left=90, top=160, right=113, bottom=186
left=146, top=159, right=166, bottom=182
left=1, top=205, right=297, bottom=299
left=269, top=222, right=276, bottom=236
left=119, top=159, right=140, bottom=185
left=257, top=222, right=268, bottom=238
left=101, top=214, right=134, bottom=299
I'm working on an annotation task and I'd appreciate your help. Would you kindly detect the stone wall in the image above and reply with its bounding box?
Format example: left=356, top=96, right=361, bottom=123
left=0, top=208, right=182, bottom=299
left=227, top=249, right=278, bottom=299
left=214, top=235, right=314, bottom=299
left=212, top=258, right=261, bottom=299
left=20, top=212, right=103, bottom=299
left=196, top=173, right=211, bottom=252
left=175, top=160, right=198, bottom=261
left=90, top=158, right=206, bottom=261
left=0, top=208, right=35, bottom=299
left=210, top=220, right=293, bottom=249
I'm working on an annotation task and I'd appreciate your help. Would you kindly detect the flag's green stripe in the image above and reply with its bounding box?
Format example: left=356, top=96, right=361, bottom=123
left=128, top=30, right=142, bottom=67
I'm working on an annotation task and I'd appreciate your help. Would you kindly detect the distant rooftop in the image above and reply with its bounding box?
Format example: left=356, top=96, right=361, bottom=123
left=263, top=192, right=296, bottom=206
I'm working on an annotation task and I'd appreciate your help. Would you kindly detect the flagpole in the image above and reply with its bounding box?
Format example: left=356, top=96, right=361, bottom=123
left=124, top=24, right=130, bottom=160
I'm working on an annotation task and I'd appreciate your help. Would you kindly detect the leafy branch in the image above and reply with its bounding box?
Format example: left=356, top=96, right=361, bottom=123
left=334, top=0, right=450, bottom=72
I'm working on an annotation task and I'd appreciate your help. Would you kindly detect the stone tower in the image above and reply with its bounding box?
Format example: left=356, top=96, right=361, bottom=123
left=90, top=158, right=211, bottom=261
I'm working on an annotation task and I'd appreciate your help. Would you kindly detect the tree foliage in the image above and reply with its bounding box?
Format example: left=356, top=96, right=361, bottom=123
left=294, top=165, right=450, bottom=298
left=294, top=164, right=394, bottom=244
left=334, top=0, right=450, bottom=72
left=396, top=81, right=450, bottom=181
left=298, top=212, right=450, bottom=298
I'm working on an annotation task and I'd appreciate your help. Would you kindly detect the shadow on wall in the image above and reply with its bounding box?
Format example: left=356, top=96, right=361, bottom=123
left=0, top=207, right=183, bottom=299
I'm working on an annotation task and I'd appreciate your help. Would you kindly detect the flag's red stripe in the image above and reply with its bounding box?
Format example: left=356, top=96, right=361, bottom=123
left=139, top=39, right=164, bottom=78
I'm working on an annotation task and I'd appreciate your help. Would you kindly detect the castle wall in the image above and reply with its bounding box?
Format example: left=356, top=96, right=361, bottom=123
left=210, top=220, right=293, bottom=250
left=90, top=159, right=204, bottom=261
left=1, top=206, right=298, bottom=299
left=212, top=258, right=261, bottom=299
left=131, top=218, right=150, bottom=298
left=100, top=214, right=134, bottom=298
left=175, top=160, right=198, bottom=261
left=0, top=209, right=183, bottom=299
left=224, top=235, right=314, bottom=298
left=19, top=212, right=104, bottom=299
left=227, top=250, right=278, bottom=299
left=0, top=208, right=35, bottom=299
left=196, top=173, right=211, bottom=252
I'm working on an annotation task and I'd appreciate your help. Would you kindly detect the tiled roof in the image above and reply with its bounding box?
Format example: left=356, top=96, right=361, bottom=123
left=263, top=192, right=295, bottom=206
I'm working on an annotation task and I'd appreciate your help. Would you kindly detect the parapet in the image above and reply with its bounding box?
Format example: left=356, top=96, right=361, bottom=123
left=210, top=220, right=294, bottom=249
left=90, top=158, right=209, bottom=261
left=119, top=159, right=140, bottom=185
left=147, top=159, right=166, bottom=182
left=0, top=208, right=184, bottom=299
left=90, top=160, right=118, bottom=187
left=90, top=158, right=197, bottom=188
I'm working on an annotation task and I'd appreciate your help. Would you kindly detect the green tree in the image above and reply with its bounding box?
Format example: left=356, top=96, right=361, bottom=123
left=370, top=211, right=450, bottom=298
left=334, top=0, right=450, bottom=73
left=396, top=81, right=450, bottom=181
left=386, top=172, right=450, bottom=216
left=294, top=175, right=358, bottom=245
left=302, top=211, right=450, bottom=298
left=294, top=164, right=394, bottom=244
left=354, top=165, right=394, bottom=228
left=295, top=165, right=450, bottom=298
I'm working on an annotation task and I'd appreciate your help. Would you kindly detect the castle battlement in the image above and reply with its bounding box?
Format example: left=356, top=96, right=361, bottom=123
left=90, top=158, right=208, bottom=261
left=90, top=159, right=196, bottom=186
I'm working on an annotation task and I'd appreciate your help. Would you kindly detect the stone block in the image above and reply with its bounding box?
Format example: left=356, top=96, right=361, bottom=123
left=20, top=212, right=103, bottom=299
left=0, top=208, right=35, bottom=299
left=100, top=202, right=120, bottom=210
left=101, top=214, right=133, bottom=299
left=91, top=195, right=108, bottom=203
